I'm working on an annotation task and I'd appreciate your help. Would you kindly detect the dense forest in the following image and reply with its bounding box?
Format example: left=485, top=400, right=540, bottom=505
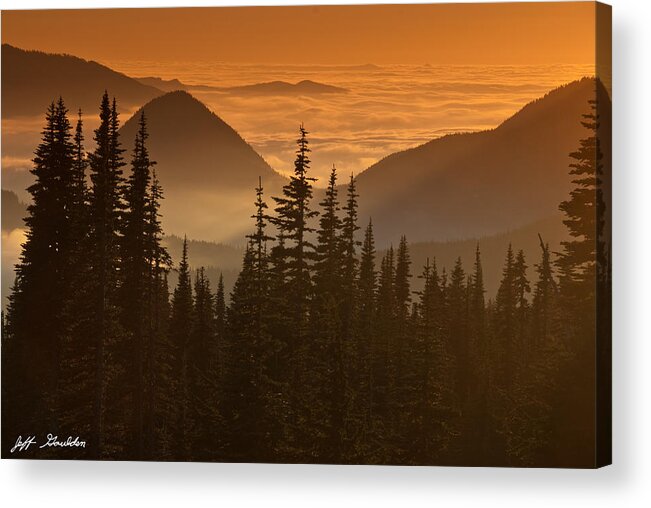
left=1, top=89, right=610, bottom=466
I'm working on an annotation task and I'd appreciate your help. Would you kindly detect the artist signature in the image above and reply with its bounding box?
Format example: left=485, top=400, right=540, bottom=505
left=11, top=434, right=86, bottom=453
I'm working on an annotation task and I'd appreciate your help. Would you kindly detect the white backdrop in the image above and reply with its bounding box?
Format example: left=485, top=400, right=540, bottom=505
left=1, top=0, right=649, bottom=506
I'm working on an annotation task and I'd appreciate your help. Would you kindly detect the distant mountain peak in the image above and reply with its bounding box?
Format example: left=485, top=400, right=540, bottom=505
left=118, top=92, right=287, bottom=242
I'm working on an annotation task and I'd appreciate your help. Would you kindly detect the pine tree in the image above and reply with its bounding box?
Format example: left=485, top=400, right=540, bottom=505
left=214, top=273, right=226, bottom=381
left=245, top=179, right=277, bottom=461
left=514, top=249, right=531, bottom=359
left=506, top=237, right=568, bottom=465
left=550, top=97, right=607, bottom=467
left=120, top=112, right=156, bottom=457
left=339, top=173, right=360, bottom=341
left=188, top=267, right=218, bottom=460
left=3, top=98, right=77, bottom=453
left=557, top=100, right=605, bottom=321
left=415, top=258, right=454, bottom=463
left=58, top=108, right=94, bottom=457
left=447, top=257, right=468, bottom=406
left=144, top=169, right=172, bottom=458
left=224, top=244, right=260, bottom=460
left=493, top=245, right=517, bottom=391
left=372, top=245, right=395, bottom=460
left=271, top=124, right=318, bottom=347
left=168, top=236, right=194, bottom=460
left=464, top=245, right=490, bottom=463
left=85, top=92, right=128, bottom=457
left=270, top=124, right=318, bottom=457
left=532, top=235, right=557, bottom=349
left=305, top=165, right=344, bottom=461
left=354, top=219, right=376, bottom=461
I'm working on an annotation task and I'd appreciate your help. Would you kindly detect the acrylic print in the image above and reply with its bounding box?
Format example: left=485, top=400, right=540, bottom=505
left=0, top=2, right=611, bottom=467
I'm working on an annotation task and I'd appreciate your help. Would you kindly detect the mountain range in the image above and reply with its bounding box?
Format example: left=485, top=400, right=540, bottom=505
left=351, top=77, right=611, bottom=245
left=135, top=76, right=348, bottom=95
left=1, top=44, right=610, bottom=250
left=1, top=44, right=164, bottom=117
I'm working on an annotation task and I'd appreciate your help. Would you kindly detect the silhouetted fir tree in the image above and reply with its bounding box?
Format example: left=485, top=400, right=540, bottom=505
left=488, top=244, right=520, bottom=463
left=85, top=92, right=129, bottom=457
left=70, top=109, right=89, bottom=240
left=224, top=244, right=261, bottom=460
left=305, top=165, right=344, bottom=461
left=270, top=124, right=318, bottom=382
left=557, top=101, right=604, bottom=323
left=264, top=230, right=293, bottom=459
left=168, top=236, right=194, bottom=460
left=372, top=245, right=395, bottom=458
left=120, top=112, right=156, bottom=458
left=150, top=271, right=174, bottom=459
left=338, top=175, right=363, bottom=460
left=270, top=124, right=318, bottom=457
left=463, top=245, right=490, bottom=462
left=514, top=249, right=531, bottom=359
left=415, top=258, right=455, bottom=463
left=3, top=98, right=77, bottom=454
left=502, top=236, right=566, bottom=465
left=57, top=109, right=95, bottom=457
left=350, top=219, right=376, bottom=461
left=214, top=273, right=226, bottom=381
left=245, top=179, right=279, bottom=461
left=339, top=175, right=361, bottom=450
left=391, top=235, right=418, bottom=461
left=447, top=257, right=468, bottom=408
left=493, top=245, right=517, bottom=391
left=550, top=98, right=607, bottom=467
left=188, top=267, right=218, bottom=460
left=532, top=235, right=557, bottom=349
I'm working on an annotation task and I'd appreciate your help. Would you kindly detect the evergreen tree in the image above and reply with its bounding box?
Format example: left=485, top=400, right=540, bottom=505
left=447, top=257, right=468, bottom=406
left=168, top=236, right=194, bottom=460
left=120, top=112, right=155, bottom=457
left=354, top=219, right=376, bottom=461
left=58, top=109, right=94, bottom=457
left=224, top=244, right=260, bottom=460
left=339, top=173, right=360, bottom=341
left=415, top=258, right=454, bottom=463
left=270, top=124, right=318, bottom=347
left=270, top=124, right=318, bottom=456
left=372, top=245, right=395, bottom=460
left=245, top=178, right=277, bottom=461
left=214, top=273, right=227, bottom=381
left=4, top=98, right=77, bottom=453
left=305, top=166, right=344, bottom=461
left=514, top=249, right=531, bottom=358
left=532, top=235, right=557, bottom=349
left=85, top=93, right=129, bottom=457
left=188, top=267, right=218, bottom=460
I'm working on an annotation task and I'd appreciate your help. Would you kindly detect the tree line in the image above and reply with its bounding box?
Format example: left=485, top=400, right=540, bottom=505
left=1, top=92, right=608, bottom=466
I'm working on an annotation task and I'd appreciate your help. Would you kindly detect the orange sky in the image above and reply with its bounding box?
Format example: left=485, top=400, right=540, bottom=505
left=2, top=2, right=596, bottom=65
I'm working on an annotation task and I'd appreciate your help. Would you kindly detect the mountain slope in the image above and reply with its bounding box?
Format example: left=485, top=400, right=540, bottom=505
left=119, top=91, right=287, bottom=242
left=1, top=44, right=163, bottom=117
left=353, top=77, right=611, bottom=245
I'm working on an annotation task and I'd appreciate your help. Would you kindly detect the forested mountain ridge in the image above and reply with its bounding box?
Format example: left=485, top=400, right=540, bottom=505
left=1, top=84, right=609, bottom=467
left=1, top=44, right=163, bottom=117
left=352, top=77, right=611, bottom=245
